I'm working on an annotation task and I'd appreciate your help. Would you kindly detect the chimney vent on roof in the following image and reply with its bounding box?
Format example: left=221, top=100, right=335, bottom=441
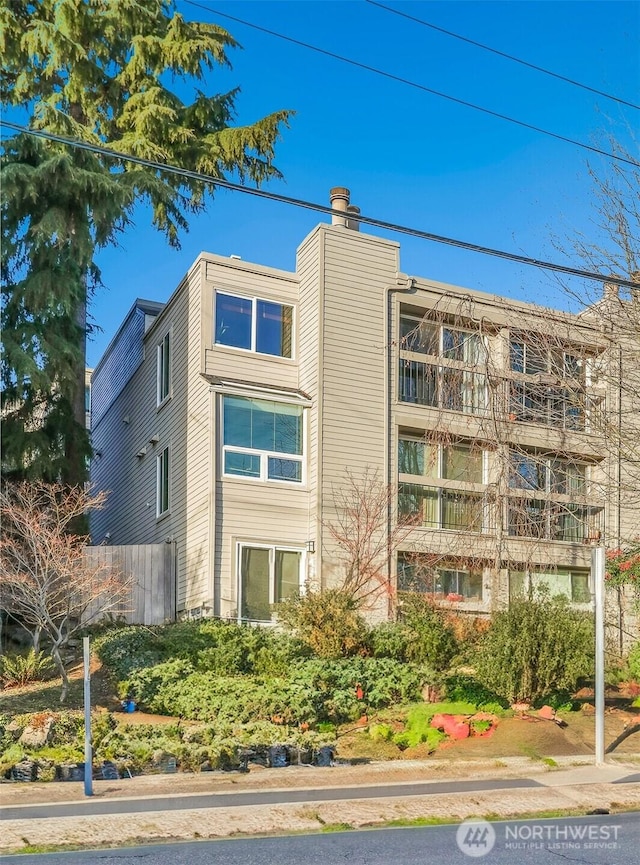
left=329, top=187, right=350, bottom=227
left=346, top=204, right=361, bottom=232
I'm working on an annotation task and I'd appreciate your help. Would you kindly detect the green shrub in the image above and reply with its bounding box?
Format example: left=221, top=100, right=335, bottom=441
left=121, top=656, right=427, bottom=726
left=252, top=635, right=311, bottom=677
left=370, top=622, right=410, bottom=661
left=121, top=659, right=194, bottom=706
left=393, top=705, right=448, bottom=751
left=475, top=590, right=594, bottom=705
left=628, top=642, right=640, bottom=682
left=369, top=723, right=394, bottom=742
left=443, top=674, right=509, bottom=709
left=0, top=743, right=26, bottom=775
left=1, top=649, right=55, bottom=687
left=275, top=589, right=370, bottom=658
left=397, top=594, right=459, bottom=670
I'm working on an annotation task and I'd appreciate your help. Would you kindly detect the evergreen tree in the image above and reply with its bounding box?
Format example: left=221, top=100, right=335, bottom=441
left=1, top=0, right=291, bottom=484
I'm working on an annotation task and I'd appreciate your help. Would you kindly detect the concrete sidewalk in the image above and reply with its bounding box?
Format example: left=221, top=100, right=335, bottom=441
left=1, top=757, right=638, bottom=855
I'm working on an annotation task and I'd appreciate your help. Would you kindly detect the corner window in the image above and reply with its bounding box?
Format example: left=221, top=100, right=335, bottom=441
left=223, top=395, right=303, bottom=483
left=157, top=447, right=170, bottom=516
left=509, top=568, right=590, bottom=604
left=238, top=544, right=303, bottom=621
left=398, top=553, right=483, bottom=602
left=215, top=292, right=293, bottom=358
left=157, top=331, right=171, bottom=405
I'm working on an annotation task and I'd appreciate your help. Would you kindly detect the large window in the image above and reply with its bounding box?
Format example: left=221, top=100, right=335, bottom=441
left=510, top=338, right=585, bottom=382
left=507, top=449, right=598, bottom=541
left=399, top=438, right=485, bottom=532
left=509, top=383, right=585, bottom=430
left=398, top=553, right=483, bottom=601
left=509, top=568, right=591, bottom=604
left=238, top=544, right=303, bottom=621
left=223, top=395, right=303, bottom=483
left=509, top=451, right=586, bottom=495
left=157, top=331, right=171, bottom=405
left=399, top=315, right=487, bottom=415
left=399, top=438, right=483, bottom=483
left=215, top=292, right=293, bottom=358
left=399, top=483, right=484, bottom=531
left=507, top=499, right=601, bottom=542
left=508, top=336, right=594, bottom=430
left=156, top=446, right=170, bottom=516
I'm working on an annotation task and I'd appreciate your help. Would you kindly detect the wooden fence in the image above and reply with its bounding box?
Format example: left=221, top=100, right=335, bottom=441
left=84, top=542, right=176, bottom=625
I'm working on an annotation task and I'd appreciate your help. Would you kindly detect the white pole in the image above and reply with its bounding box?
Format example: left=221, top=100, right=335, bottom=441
left=83, top=636, right=93, bottom=796
left=593, top=547, right=605, bottom=766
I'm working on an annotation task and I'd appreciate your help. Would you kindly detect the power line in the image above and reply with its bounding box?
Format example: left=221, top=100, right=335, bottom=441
left=366, top=0, right=640, bottom=111
left=3, top=119, right=638, bottom=291
left=181, top=0, right=638, bottom=169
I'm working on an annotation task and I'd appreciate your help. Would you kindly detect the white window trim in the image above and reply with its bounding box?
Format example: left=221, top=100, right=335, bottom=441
left=214, top=290, right=296, bottom=360
left=156, top=329, right=171, bottom=407
left=221, top=395, right=307, bottom=486
left=156, top=446, right=170, bottom=518
left=236, top=542, right=306, bottom=623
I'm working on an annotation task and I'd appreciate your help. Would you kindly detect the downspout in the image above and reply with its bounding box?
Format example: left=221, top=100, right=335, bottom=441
left=384, top=277, right=416, bottom=620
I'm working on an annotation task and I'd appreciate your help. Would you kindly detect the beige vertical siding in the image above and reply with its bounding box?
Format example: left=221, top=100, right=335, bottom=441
left=315, top=227, right=400, bottom=589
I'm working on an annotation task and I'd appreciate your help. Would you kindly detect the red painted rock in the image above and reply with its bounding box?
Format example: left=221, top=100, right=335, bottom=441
left=431, top=713, right=470, bottom=739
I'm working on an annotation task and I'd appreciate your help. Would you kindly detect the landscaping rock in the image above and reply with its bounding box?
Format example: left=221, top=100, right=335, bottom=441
left=11, top=760, right=37, bottom=782
left=430, top=713, right=470, bottom=740
left=59, top=763, right=85, bottom=782
left=19, top=715, right=55, bottom=749
left=99, top=761, right=119, bottom=780
left=537, top=705, right=556, bottom=721
left=5, top=720, right=23, bottom=741
left=268, top=745, right=289, bottom=768
left=315, top=745, right=334, bottom=767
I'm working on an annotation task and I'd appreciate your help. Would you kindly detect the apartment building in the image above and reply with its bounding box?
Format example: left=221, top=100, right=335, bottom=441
left=89, top=188, right=636, bottom=623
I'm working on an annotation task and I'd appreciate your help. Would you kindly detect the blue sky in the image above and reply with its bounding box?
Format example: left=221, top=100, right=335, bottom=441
left=89, top=0, right=639, bottom=367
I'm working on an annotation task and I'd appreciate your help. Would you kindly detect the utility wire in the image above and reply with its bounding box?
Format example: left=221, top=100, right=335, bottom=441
left=2, top=120, right=638, bottom=291
left=366, top=0, right=640, bottom=111
left=181, top=0, right=638, bottom=168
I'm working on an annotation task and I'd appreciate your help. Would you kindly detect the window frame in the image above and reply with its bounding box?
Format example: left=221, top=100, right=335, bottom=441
left=156, top=446, right=170, bottom=518
left=397, top=553, right=484, bottom=602
left=508, top=567, right=591, bottom=605
left=398, top=314, right=488, bottom=416
left=236, top=542, right=306, bottom=623
left=221, top=394, right=306, bottom=485
left=156, top=330, right=171, bottom=407
left=214, top=290, right=295, bottom=359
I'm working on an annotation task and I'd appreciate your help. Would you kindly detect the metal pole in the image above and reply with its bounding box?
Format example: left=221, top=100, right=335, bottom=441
left=83, top=636, right=93, bottom=796
left=592, top=547, right=605, bottom=766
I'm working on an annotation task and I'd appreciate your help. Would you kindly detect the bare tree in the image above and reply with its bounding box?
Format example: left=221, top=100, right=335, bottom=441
left=325, top=468, right=417, bottom=610
left=0, top=481, right=131, bottom=701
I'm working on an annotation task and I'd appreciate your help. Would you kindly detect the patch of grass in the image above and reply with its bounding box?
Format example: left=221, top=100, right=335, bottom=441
left=321, top=823, right=354, bottom=833
left=518, top=744, right=558, bottom=767
left=383, top=816, right=458, bottom=827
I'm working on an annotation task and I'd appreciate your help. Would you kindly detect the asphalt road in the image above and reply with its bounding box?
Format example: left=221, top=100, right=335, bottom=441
left=2, top=814, right=638, bottom=865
